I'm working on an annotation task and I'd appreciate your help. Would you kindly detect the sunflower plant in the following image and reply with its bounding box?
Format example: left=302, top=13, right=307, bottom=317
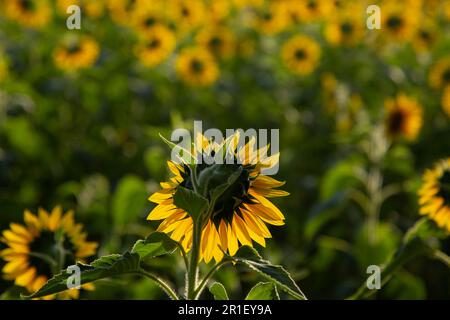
left=24, top=132, right=306, bottom=300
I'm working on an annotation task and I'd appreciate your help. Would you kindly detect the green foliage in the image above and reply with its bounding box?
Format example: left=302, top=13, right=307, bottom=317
left=112, top=175, right=148, bottom=226
left=209, top=282, right=229, bottom=300
left=245, top=283, right=279, bottom=300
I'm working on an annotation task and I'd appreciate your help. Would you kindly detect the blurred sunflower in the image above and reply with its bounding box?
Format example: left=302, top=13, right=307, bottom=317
left=324, top=7, right=365, bottom=46
left=169, top=0, right=205, bottom=33
left=381, top=2, right=419, bottom=42
left=147, top=132, right=287, bottom=263
left=134, top=24, right=176, bottom=68
left=281, top=35, right=321, bottom=76
left=418, top=158, right=450, bottom=232
left=442, top=86, right=450, bottom=117
left=107, top=0, right=143, bottom=25
left=412, top=19, right=437, bottom=53
left=175, top=47, right=219, bottom=86
left=251, top=2, right=288, bottom=35
left=4, top=0, right=52, bottom=29
left=53, top=35, right=100, bottom=72
left=384, top=94, right=423, bottom=141
left=0, top=207, right=98, bottom=299
left=196, top=26, right=235, bottom=59
left=429, top=58, right=450, bottom=90
left=204, top=0, right=231, bottom=23
left=56, top=0, right=105, bottom=18
left=298, top=0, right=333, bottom=22
left=129, top=2, right=166, bottom=34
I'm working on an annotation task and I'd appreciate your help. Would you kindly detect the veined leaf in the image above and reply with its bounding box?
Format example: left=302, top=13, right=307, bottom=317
left=245, top=282, right=279, bottom=300
left=132, top=232, right=179, bottom=260
left=23, top=252, right=140, bottom=299
left=231, top=246, right=307, bottom=300
left=209, top=282, right=229, bottom=300
left=173, top=186, right=208, bottom=221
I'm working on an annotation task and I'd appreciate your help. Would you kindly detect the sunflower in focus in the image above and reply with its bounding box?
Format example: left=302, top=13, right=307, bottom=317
left=4, top=0, right=52, bottom=29
left=175, top=47, right=219, bottom=86
left=418, top=158, right=450, bottom=232
left=324, top=8, right=365, bottom=46
left=442, top=86, right=450, bottom=118
left=0, top=207, right=98, bottom=299
left=384, top=94, right=423, bottom=141
left=53, top=35, right=100, bottom=72
left=135, top=25, right=176, bottom=68
left=196, top=26, right=235, bottom=59
left=429, top=58, right=450, bottom=90
left=147, top=132, right=287, bottom=263
left=281, top=35, right=321, bottom=76
left=381, top=2, right=419, bottom=42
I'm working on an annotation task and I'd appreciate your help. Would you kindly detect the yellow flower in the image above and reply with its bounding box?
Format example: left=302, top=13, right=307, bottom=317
left=384, top=94, right=423, bottom=141
left=298, top=0, right=333, bottom=22
left=445, top=0, right=450, bottom=21
left=281, top=35, right=321, bottom=76
left=204, top=0, right=231, bottom=23
left=147, top=132, right=288, bottom=263
left=107, top=0, right=148, bottom=25
left=4, top=0, right=52, bottom=29
left=251, top=2, right=289, bottom=35
left=175, top=47, right=219, bottom=86
left=135, top=25, right=176, bottom=68
left=412, top=18, right=437, bottom=53
left=56, top=0, right=105, bottom=18
left=429, top=58, right=450, bottom=90
left=324, top=5, right=365, bottom=46
left=442, top=86, right=450, bottom=118
left=381, top=2, right=419, bottom=42
left=53, top=35, right=100, bottom=72
left=129, top=1, right=167, bottom=34
left=0, top=207, right=98, bottom=298
left=196, top=26, right=235, bottom=59
left=418, top=158, right=450, bottom=233
left=169, top=0, right=205, bottom=32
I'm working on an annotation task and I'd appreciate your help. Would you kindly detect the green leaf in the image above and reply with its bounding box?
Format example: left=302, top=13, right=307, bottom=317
left=209, top=282, right=229, bottom=300
left=23, top=252, right=140, bottom=299
left=245, top=282, right=279, bottom=300
left=231, top=246, right=306, bottom=300
left=159, top=133, right=195, bottom=165
left=132, top=232, right=179, bottom=260
left=112, top=175, right=148, bottom=226
left=173, top=185, right=208, bottom=221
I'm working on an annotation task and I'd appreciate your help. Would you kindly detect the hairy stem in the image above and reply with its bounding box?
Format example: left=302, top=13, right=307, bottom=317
left=138, top=268, right=179, bottom=300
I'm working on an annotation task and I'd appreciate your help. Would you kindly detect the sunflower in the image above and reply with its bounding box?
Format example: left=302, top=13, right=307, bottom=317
left=251, top=2, right=289, bottom=35
left=324, top=9, right=365, bottom=46
left=56, top=0, right=105, bottom=18
left=412, top=18, right=437, bottom=53
left=53, top=35, right=100, bottom=72
left=147, top=132, right=287, bottom=263
left=429, top=58, right=450, bottom=90
left=281, top=35, right=321, bottom=76
left=384, top=94, right=423, bottom=141
left=381, top=2, right=419, bottom=42
left=129, top=1, right=167, bottom=35
left=442, top=86, right=450, bottom=118
left=169, top=0, right=205, bottom=33
left=418, top=158, right=450, bottom=232
left=175, top=47, right=219, bottom=86
left=196, top=26, right=235, bottom=59
left=298, top=0, right=333, bottom=22
left=0, top=207, right=98, bottom=298
left=134, top=24, right=176, bottom=68
left=204, top=0, right=231, bottom=23
left=107, top=0, right=145, bottom=25
left=4, top=0, right=52, bottom=29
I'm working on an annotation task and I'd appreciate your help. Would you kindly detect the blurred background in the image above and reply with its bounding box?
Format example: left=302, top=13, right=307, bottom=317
left=0, top=0, right=449, bottom=299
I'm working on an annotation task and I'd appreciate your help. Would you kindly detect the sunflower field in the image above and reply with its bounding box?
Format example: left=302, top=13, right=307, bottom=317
left=0, top=0, right=450, bottom=301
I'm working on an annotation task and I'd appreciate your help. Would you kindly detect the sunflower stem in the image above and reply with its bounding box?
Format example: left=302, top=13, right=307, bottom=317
left=138, top=268, right=179, bottom=300
left=193, top=259, right=231, bottom=299
left=187, top=219, right=201, bottom=300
